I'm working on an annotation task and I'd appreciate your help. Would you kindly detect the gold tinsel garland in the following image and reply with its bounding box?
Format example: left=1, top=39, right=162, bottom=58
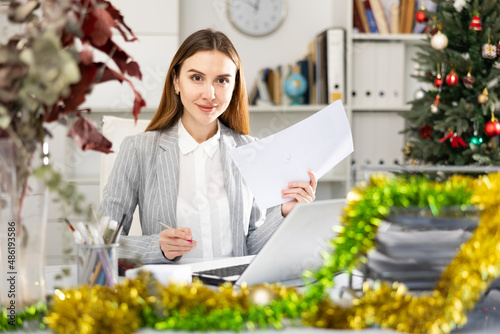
left=40, top=173, right=500, bottom=333
left=304, top=173, right=500, bottom=333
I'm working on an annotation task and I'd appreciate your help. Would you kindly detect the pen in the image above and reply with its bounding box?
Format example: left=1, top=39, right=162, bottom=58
left=157, top=220, right=194, bottom=242
left=157, top=220, right=173, bottom=229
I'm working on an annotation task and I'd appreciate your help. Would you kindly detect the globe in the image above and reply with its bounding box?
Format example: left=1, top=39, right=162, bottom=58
left=284, top=73, right=308, bottom=104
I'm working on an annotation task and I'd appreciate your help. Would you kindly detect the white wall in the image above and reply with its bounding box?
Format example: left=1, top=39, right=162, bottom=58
left=179, top=0, right=344, bottom=90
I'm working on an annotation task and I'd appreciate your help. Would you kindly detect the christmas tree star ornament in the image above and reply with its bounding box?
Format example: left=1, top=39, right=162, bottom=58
left=478, top=88, right=489, bottom=104
left=431, top=31, right=448, bottom=50
left=446, top=69, right=459, bottom=85
left=469, top=11, right=482, bottom=31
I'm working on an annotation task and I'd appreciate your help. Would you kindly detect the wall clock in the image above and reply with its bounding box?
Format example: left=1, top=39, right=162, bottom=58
left=227, top=0, right=287, bottom=37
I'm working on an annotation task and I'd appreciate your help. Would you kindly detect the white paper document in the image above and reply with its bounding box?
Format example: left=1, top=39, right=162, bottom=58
left=229, top=100, right=354, bottom=210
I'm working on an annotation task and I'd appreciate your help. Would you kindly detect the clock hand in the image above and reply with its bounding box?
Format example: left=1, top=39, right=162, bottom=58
left=235, top=0, right=258, bottom=11
left=255, top=0, right=261, bottom=12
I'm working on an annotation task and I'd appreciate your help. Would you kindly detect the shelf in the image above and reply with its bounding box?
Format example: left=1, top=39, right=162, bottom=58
left=249, top=104, right=328, bottom=113
left=352, top=33, right=426, bottom=43
left=351, top=105, right=411, bottom=112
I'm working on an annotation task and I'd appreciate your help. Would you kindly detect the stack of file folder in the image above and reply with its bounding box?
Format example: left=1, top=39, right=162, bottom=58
left=363, top=206, right=481, bottom=290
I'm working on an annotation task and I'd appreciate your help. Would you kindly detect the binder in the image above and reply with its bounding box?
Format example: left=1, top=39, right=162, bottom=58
left=353, top=0, right=365, bottom=33
left=325, top=28, right=346, bottom=104
left=352, top=42, right=374, bottom=108
left=315, top=33, right=324, bottom=104
left=352, top=42, right=404, bottom=108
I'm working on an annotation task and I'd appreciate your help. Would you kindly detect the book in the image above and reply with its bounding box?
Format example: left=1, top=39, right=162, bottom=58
left=355, top=0, right=371, bottom=33
left=403, top=0, right=416, bottom=34
left=353, top=0, right=365, bottom=33
left=379, top=0, right=401, bottom=33
left=364, top=0, right=379, bottom=33
left=307, top=38, right=317, bottom=105
left=369, top=0, right=390, bottom=34
left=399, top=0, right=407, bottom=33
left=389, top=3, right=400, bottom=34
left=297, top=59, right=310, bottom=105
left=266, top=68, right=282, bottom=105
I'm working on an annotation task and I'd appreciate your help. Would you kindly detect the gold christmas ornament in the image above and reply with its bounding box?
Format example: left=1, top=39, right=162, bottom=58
left=478, top=88, right=489, bottom=104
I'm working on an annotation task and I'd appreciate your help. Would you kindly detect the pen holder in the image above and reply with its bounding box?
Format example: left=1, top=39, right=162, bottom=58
left=77, top=243, right=118, bottom=287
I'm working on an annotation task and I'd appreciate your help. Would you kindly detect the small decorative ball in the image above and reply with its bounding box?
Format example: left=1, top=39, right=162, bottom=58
left=247, top=284, right=276, bottom=306
left=284, top=73, right=308, bottom=104
left=431, top=103, right=439, bottom=114
left=415, top=11, right=427, bottom=23
left=470, top=135, right=483, bottom=145
left=485, top=120, right=500, bottom=137
left=482, top=43, right=497, bottom=59
left=434, top=77, right=443, bottom=87
left=463, top=73, right=475, bottom=88
left=478, top=88, right=489, bottom=104
left=429, top=26, right=439, bottom=36
left=446, top=70, right=459, bottom=85
left=431, top=31, right=448, bottom=50
left=414, top=89, right=425, bottom=99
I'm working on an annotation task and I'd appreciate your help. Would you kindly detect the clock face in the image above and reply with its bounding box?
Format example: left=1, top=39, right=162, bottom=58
left=228, top=0, right=287, bottom=37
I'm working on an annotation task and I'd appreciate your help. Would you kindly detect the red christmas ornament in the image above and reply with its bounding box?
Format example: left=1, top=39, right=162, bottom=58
left=485, top=119, right=500, bottom=137
left=415, top=10, right=427, bottom=23
left=419, top=124, right=433, bottom=139
left=446, top=70, right=459, bottom=85
left=434, top=77, right=443, bottom=87
left=469, top=14, right=483, bottom=31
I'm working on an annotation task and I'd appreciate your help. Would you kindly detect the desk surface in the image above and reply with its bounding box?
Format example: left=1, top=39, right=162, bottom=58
left=43, top=265, right=500, bottom=334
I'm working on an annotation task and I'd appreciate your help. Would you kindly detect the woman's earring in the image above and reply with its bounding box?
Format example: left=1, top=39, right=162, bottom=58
left=175, top=89, right=180, bottom=95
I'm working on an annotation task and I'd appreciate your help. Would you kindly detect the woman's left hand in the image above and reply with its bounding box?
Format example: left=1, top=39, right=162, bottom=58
left=280, top=169, right=317, bottom=217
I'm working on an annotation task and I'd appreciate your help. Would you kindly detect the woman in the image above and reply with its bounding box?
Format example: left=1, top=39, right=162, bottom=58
left=100, top=29, right=317, bottom=263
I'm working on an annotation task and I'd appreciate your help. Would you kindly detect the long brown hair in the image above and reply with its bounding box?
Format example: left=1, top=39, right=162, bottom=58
left=146, top=29, right=249, bottom=134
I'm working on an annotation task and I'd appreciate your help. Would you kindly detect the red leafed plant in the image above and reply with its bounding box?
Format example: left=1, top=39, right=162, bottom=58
left=0, top=0, right=145, bottom=215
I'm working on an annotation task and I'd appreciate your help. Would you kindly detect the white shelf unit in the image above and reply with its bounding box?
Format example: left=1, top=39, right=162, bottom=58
left=340, top=1, right=426, bottom=170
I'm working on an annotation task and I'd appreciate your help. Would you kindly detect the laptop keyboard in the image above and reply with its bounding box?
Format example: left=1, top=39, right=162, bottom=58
left=194, top=263, right=249, bottom=278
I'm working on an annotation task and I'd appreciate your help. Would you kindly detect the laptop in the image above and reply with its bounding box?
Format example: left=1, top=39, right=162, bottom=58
left=190, top=199, right=345, bottom=286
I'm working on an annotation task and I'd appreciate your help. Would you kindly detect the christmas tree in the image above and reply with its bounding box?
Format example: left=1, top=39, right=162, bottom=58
left=403, top=0, right=500, bottom=165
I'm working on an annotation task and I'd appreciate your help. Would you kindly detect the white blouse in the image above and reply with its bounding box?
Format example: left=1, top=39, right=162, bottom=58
left=176, top=119, right=232, bottom=258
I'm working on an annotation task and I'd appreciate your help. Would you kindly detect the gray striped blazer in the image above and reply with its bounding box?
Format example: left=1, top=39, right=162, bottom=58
left=100, top=121, right=284, bottom=264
